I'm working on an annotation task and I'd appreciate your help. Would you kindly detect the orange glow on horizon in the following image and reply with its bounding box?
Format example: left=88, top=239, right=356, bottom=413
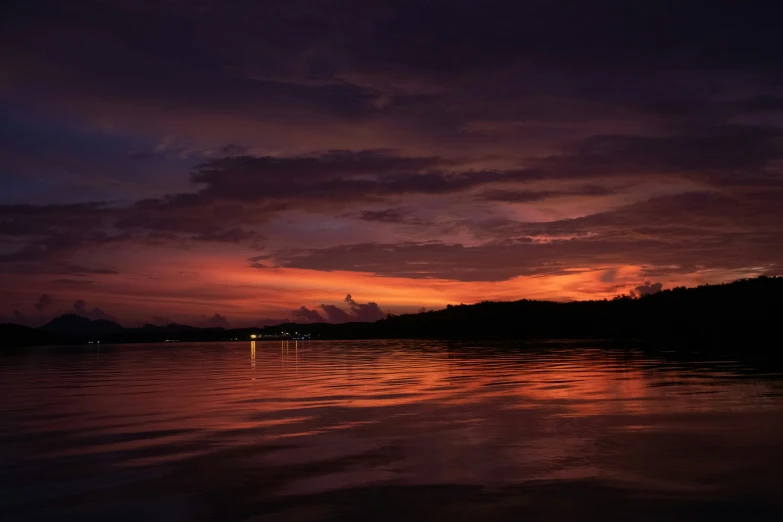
left=0, top=242, right=765, bottom=327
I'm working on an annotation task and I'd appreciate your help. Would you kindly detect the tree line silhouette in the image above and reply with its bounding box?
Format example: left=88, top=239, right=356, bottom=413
left=273, top=276, right=782, bottom=344
left=1, top=276, right=781, bottom=348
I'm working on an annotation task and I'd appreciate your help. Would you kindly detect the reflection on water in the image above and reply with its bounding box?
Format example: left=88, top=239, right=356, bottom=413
left=2, top=340, right=783, bottom=521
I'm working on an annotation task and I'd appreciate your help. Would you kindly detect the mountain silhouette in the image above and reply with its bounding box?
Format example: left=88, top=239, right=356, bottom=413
left=42, top=314, right=123, bottom=334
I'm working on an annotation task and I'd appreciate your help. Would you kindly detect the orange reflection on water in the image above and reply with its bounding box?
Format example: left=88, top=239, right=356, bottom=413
left=15, top=340, right=781, bottom=495
left=250, top=340, right=256, bottom=370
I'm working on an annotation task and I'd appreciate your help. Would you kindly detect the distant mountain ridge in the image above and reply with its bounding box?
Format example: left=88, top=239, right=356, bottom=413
left=2, top=276, right=782, bottom=348
left=0, top=317, right=245, bottom=348
left=42, top=314, right=123, bottom=334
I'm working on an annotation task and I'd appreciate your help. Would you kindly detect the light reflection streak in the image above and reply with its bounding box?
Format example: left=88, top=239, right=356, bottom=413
left=250, top=340, right=256, bottom=373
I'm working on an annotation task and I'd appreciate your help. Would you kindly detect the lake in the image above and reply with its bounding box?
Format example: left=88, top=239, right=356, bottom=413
left=2, top=340, right=783, bottom=521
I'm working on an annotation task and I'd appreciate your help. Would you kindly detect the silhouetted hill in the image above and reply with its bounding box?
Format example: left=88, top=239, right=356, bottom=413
left=41, top=314, right=93, bottom=332
left=0, top=323, right=55, bottom=347
left=1, top=315, right=227, bottom=348
left=2, top=276, right=782, bottom=348
left=265, top=276, right=783, bottom=345
left=42, top=314, right=123, bottom=334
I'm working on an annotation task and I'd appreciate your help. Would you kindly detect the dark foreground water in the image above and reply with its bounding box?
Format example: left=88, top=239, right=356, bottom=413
left=2, top=340, right=783, bottom=521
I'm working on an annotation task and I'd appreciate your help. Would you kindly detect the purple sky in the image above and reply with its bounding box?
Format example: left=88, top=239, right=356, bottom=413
left=1, top=1, right=782, bottom=326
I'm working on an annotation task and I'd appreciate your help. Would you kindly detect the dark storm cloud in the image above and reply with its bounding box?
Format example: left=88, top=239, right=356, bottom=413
left=5, top=0, right=783, bottom=159
left=268, top=241, right=561, bottom=282
left=0, top=260, right=118, bottom=276
left=175, top=125, right=783, bottom=210
left=318, top=304, right=353, bottom=323
left=520, top=191, right=783, bottom=241
left=0, top=197, right=268, bottom=269
left=192, top=151, right=444, bottom=186
left=0, top=150, right=511, bottom=267
left=51, top=279, right=95, bottom=286
left=188, top=150, right=468, bottom=202
left=293, top=295, right=385, bottom=323
left=34, top=293, right=53, bottom=312
left=529, top=125, right=783, bottom=181
left=199, top=313, right=230, bottom=328
left=292, top=306, right=324, bottom=322
left=90, top=124, right=783, bottom=230
left=357, top=208, right=408, bottom=223
left=482, top=186, right=616, bottom=203
left=191, top=228, right=262, bottom=243
left=0, top=203, right=132, bottom=268
left=135, top=124, right=783, bottom=235
left=266, top=190, right=783, bottom=282
left=73, top=299, right=115, bottom=321
left=6, top=1, right=783, bottom=95
left=353, top=208, right=434, bottom=227
left=2, top=129, right=783, bottom=281
left=0, top=203, right=109, bottom=237
left=344, top=294, right=386, bottom=322
left=731, top=95, right=783, bottom=113
left=2, top=0, right=783, bottom=310
left=631, top=282, right=664, bottom=298
left=0, top=150, right=468, bottom=233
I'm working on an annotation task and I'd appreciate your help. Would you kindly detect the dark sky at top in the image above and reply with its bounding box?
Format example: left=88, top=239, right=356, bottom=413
left=1, top=1, right=782, bottom=326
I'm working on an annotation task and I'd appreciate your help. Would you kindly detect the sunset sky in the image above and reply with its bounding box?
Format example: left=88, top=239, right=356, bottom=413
left=2, top=1, right=782, bottom=326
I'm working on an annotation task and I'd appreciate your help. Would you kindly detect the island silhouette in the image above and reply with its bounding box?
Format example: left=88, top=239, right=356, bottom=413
left=2, top=276, right=781, bottom=348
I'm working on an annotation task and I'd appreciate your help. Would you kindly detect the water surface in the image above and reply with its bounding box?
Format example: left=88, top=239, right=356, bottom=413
left=2, top=340, right=783, bottom=521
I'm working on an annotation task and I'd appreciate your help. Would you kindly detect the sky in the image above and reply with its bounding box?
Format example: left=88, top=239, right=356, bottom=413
left=1, top=1, right=782, bottom=327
